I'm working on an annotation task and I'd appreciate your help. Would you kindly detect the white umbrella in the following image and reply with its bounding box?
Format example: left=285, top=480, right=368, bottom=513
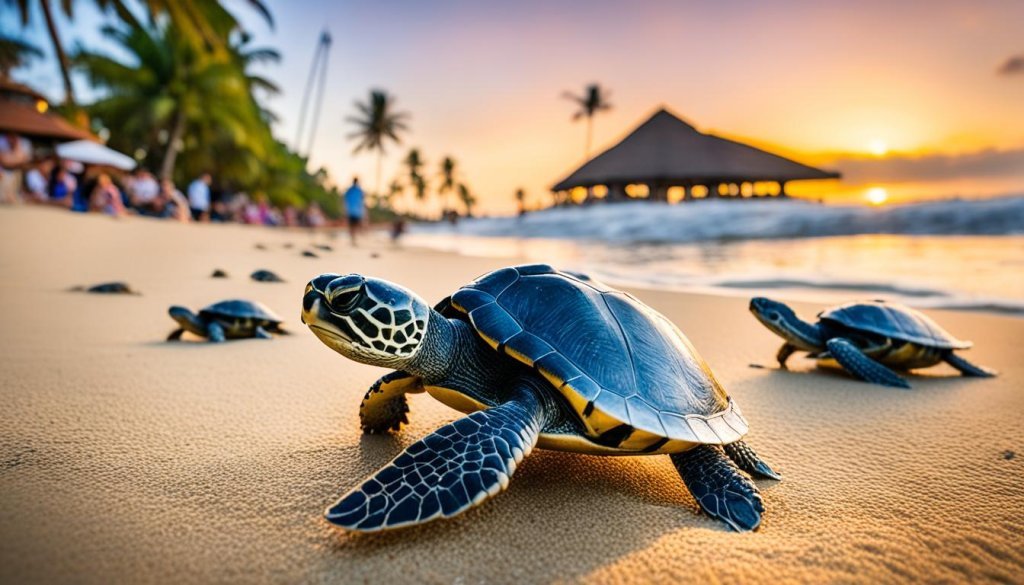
left=56, top=140, right=136, bottom=171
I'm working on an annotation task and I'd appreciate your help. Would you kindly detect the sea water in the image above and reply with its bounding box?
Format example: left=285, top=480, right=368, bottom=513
left=409, top=197, right=1024, bottom=316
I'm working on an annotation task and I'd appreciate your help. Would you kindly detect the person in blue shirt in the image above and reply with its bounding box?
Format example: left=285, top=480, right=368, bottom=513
left=343, top=177, right=366, bottom=245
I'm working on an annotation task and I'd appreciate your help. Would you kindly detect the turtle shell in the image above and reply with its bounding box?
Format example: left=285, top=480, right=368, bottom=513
left=448, top=264, right=747, bottom=448
left=819, top=301, right=970, bottom=350
left=200, top=299, right=282, bottom=324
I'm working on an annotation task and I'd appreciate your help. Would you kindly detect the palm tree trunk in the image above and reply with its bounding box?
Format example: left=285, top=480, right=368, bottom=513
left=160, top=108, right=186, bottom=180
left=585, top=116, right=593, bottom=159
left=375, top=150, right=383, bottom=198
left=40, top=0, right=76, bottom=107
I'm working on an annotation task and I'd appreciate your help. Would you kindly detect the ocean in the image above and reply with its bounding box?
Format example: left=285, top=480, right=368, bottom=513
left=408, top=196, right=1024, bottom=316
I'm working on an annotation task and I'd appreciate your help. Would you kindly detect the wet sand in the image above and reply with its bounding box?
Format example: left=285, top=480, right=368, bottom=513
left=1, top=206, right=1022, bottom=583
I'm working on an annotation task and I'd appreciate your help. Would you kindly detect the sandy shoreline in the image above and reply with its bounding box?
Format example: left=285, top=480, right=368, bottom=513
left=1, top=206, right=1022, bottom=584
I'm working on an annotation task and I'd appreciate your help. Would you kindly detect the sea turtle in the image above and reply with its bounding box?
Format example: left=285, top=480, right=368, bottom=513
left=167, top=299, right=286, bottom=342
left=211, top=269, right=229, bottom=278
left=70, top=282, right=139, bottom=295
left=302, top=250, right=319, bottom=258
left=251, top=269, right=285, bottom=283
left=301, top=264, right=779, bottom=533
left=749, top=297, right=996, bottom=388
left=314, top=244, right=334, bottom=252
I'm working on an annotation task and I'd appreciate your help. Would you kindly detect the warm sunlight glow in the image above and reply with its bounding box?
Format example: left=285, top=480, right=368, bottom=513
left=866, top=187, right=889, bottom=206
left=868, top=139, right=888, bottom=157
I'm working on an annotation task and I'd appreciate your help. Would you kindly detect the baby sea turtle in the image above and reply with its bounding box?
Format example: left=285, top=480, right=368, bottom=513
left=211, top=269, right=229, bottom=278
left=70, top=282, right=139, bottom=295
left=251, top=269, right=285, bottom=283
left=302, top=250, right=319, bottom=258
left=313, top=244, right=333, bottom=252
left=167, top=299, right=285, bottom=342
left=750, top=297, right=996, bottom=388
left=302, top=264, right=778, bottom=533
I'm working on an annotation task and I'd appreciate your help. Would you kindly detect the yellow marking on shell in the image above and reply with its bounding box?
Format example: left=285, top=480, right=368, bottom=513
left=580, top=403, right=623, bottom=437
left=536, top=365, right=565, bottom=390
left=505, top=345, right=535, bottom=367
left=475, top=330, right=501, bottom=351
left=558, top=380, right=592, bottom=418
left=616, top=428, right=665, bottom=451
left=424, top=385, right=488, bottom=416
left=450, top=299, right=467, bottom=314
left=537, top=433, right=698, bottom=455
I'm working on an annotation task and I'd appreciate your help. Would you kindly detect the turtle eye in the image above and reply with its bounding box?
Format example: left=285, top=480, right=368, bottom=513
left=768, top=311, right=781, bottom=321
left=325, top=275, right=366, bottom=312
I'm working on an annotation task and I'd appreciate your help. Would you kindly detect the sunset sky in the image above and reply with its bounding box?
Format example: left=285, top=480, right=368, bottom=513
left=8, top=0, right=1024, bottom=213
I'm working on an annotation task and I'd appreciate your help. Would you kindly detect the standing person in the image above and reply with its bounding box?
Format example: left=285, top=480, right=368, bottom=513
left=187, top=172, right=212, bottom=222
left=0, top=133, right=30, bottom=204
left=25, top=159, right=52, bottom=203
left=343, top=176, right=366, bottom=246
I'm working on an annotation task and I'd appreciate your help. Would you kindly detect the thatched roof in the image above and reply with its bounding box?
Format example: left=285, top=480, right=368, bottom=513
left=553, top=108, right=839, bottom=191
left=0, top=79, right=93, bottom=142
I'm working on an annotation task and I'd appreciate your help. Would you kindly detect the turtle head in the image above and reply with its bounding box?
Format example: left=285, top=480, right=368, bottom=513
left=302, top=273, right=430, bottom=367
left=749, top=297, right=823, bottom=350
left=168, top=305, right=206, bottom=335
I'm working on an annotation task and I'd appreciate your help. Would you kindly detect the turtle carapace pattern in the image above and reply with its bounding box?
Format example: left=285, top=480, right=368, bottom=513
left=750, top=297, right=996, bottom=388
left=251, top=269, right=285, bottom=283
left=71, top=282, right=139, bottom=294
left=167, top=299, right=285, bottom=342
left=302, top=264, right=779, bottom=533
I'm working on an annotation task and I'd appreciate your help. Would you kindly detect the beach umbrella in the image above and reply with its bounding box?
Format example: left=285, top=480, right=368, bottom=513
left=56, top=140, right=136, bottom=171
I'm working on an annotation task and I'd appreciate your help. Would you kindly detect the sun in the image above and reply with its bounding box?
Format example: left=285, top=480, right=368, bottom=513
left=866, top=187, right=889, bottom=205
left=867, top=139, right=888, bottom=157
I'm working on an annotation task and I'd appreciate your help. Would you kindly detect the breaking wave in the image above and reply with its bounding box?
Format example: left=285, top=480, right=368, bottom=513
left=416, top=196, right=1024, bottom=243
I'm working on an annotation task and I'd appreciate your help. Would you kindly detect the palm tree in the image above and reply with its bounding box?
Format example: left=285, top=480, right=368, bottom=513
left=562, top=83, right=612, bottom=158
left=438, top=156, right=456, bottom=213
left=76, top=21, right=260, bottom=179
left=5, top=0, right=273, bottom=107
left=347, top=89, right=409, bottom=196
left=458, top=183, right=477, bottom=217
left=0, top=34, right=43, bottom=79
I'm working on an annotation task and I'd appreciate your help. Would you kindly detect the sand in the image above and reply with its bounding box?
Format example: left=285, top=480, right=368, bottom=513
left=1, top=205, right=1022, bottom=584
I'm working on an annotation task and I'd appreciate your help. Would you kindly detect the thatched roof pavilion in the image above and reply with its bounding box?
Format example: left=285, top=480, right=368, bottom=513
left=0, top=79, right=92, bottom=142
left=552, top=108, right=839, bottom=202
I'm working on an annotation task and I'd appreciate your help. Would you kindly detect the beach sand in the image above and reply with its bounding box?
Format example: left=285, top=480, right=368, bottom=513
left=1, top=206, right=1022, bottom=584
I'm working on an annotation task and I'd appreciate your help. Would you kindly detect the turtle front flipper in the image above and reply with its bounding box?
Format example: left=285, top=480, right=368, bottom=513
left=671, top=445, right=764, bottom=532
left=326, top=381, right=546, bottom=532
left=776, top=343, right=798, bottom=369
left=944, top=352, right=996, bottom=377
left=724, top=440, right=782, bottom=480
left=360, top=371, right=423, bottom=434
left=826, top=338, right=910, bottom=388
left=166, top=328, right=185, bottom=341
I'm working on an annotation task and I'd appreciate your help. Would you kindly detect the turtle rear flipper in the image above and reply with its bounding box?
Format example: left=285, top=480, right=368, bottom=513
left=207, top=322, right=226, bottom=343
left=166, top=328, right=185, bottom=341
left=671, top=445, right=764, bottom=532
left=326, top=382, right=545, bottom=532
left=826, top=338, right=910, bottom=388
left=724, top=440, right=782, bottom=481
left=944, top=352, right=997, bottom=378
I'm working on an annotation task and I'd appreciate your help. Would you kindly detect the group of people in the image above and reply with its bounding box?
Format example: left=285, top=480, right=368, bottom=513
left=2, top=133, right=389, bottom=242
left=3, top=161, right=330, bottom=231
